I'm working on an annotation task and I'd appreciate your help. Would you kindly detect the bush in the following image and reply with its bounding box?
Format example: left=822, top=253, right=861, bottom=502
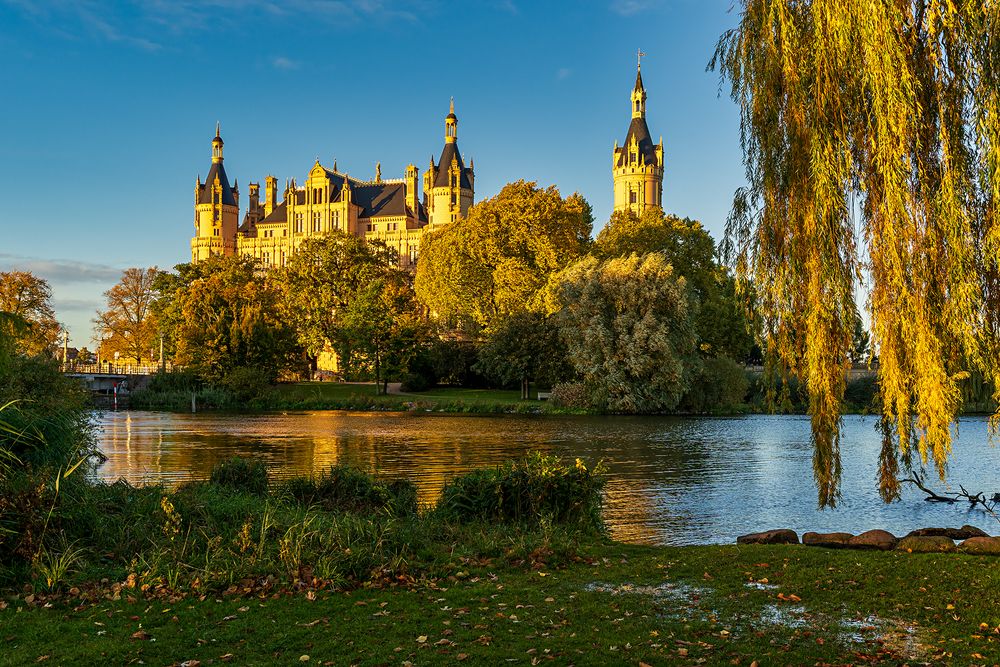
left=144, top=370, right=201, bottom=394
left=844, top=374, right=878, bottom=412
left=679, top=356, right=750, bottom=414
left=399, top=371, right=432, bottom=393
left=218, top=367, right=273, bottom=405
left=436, top=453, right=606, bottom=531
left=281, top=465, right=417, bottom=517
left=549, top=382, right=591, bottom=410
left=209, top=457, right=269, bottom=495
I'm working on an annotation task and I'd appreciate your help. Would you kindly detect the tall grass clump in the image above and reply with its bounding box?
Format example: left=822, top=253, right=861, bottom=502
left=209, top=457, right=269, bottom=495
left=436, top=453, right=606, bottom=532
left=280, top=465, right=417, bottom=517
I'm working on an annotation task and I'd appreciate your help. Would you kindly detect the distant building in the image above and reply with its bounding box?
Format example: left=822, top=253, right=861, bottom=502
left=613, top=61, right=664, bottom=215
left=190, top=102, right=475, bottom=267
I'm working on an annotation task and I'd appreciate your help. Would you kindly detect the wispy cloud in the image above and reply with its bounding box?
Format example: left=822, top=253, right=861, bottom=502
left=272, top=56, right=299, bottom=70
left=495, top=0, right=518, bottom=14
left=0, top=253, right=124, bottom=284
left=2, top=0, right=428, bottom=50
left=556, top=67, right=572, bottom=80
left=609, top=0, right=658, bottom=16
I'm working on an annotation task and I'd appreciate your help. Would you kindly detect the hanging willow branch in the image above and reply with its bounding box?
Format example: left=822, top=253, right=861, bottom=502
left=713, top=0, right=1000, bottom=506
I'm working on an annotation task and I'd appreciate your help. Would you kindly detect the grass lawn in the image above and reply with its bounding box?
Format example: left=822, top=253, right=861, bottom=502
left=4, top=542, right=999, bottom=665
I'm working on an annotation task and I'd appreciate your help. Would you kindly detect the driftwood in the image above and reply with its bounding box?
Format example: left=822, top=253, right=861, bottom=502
left=900, top=473, right=999, bottom=520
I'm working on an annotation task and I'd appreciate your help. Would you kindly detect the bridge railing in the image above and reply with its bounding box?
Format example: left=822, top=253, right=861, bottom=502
left=62, top=362, right=179, bottom=376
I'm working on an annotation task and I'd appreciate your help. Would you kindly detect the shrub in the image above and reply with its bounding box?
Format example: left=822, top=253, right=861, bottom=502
left=399, top=371, right=432, bottom=393
left=218, top=367, right=273, bottom=405
left=679, top=356, right=750, bottom=414
left=549, top=382, right=591, bottom=410
left=844, top=374, right=878, bottom=412
left=281, top=465, right=417, bottom=517
left=144, top=369, right=201, bottom=394
left=436, top=453, right=606, bottom=531
left=209, top=457, right=269, bottom=495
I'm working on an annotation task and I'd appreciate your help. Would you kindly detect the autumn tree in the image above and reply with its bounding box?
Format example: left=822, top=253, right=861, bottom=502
left=594, top=207, right=756, bottom=361
left=0, top=271, right=60, bottom=357
left=277, top=233, right=397, bottom=372
left=713, top=0, right=1000, bottom=505
left=169, top=256, right=299, bottom=383
left=549, top=253, right=698, bottom=413
left=415, top=180, right=593, bottom=329
left=474, top=311, right=571, bottom=399
left=95, top=267, right=161, bottom=364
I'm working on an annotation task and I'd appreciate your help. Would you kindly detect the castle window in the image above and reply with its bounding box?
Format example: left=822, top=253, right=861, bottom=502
left=295, top=213, right=304, bottom=233
left=312, top=212, right=321, bottom=232
left=333, top=211, right=340, bottom=229
left=635, top=100, right=640, bottom=112
left=214, top=228, right=219, bottom=236
left=630, top=191, right=637, bottom=204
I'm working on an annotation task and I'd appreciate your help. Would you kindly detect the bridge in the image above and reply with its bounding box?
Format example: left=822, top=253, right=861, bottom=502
left=61, top=363, right=174, bottom=396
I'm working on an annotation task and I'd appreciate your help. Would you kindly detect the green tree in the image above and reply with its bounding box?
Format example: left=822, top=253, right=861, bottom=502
left=713, top=0, right=1000, bottom=505
left=94, top=267, right=161, bottom=364
left=0, top=271, right=60, bottom=357
left=474, top=311, right=571, bottom=399
left=277, top=233, right=397, bottom=372
left=172, top=256, right=299, bottom=383
left=551, top=253, right=698, bottom=413
left=340, top=273, right=426, bottom=394
left=415, top=181, right=593, bottom=329
left=594, top=207, right=755, bottom=361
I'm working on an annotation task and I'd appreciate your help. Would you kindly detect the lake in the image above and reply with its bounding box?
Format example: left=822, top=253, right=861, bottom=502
left=93, top=410, right=1000, bottom=545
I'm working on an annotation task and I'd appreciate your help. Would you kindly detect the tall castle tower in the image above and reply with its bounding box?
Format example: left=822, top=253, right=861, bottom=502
left=613, top=56, right=664, bottom=215
left=424, top=99, right=474, bottom=227
left=191, top=123, right=239, bottom=262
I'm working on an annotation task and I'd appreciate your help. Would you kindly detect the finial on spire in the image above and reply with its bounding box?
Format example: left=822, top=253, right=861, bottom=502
left=216, top=121, right=221, bottom=138
left=333, top=158, right=338, bottom=172
left=637, top=49, right=645, bottom=69
left=450, top=97, right=455, bottom=115
left=375, top=161, right=382, bottom=182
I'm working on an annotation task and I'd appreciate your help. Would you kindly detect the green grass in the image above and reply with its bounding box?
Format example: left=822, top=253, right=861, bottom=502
left=4, top=543, right=1000, bottom=665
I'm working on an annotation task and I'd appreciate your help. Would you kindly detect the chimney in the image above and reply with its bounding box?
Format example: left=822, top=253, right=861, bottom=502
left=265, top=175, right=277, bottom=216
left=405, top=164, right=419, bottom=214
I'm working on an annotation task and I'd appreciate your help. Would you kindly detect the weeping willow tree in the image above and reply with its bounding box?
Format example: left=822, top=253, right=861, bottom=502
left=713, top=1, right=1000, bottom=506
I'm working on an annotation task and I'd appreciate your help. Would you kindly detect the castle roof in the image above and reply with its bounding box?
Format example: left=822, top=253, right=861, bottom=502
left=634, top=67, right=645, bottom=91
left=260, top=201, right=287, bottom=224
left=434, top=142, right=473, bottom=189
left=198, top=162, right=238, bottom=206
left=616, top=117, right=658, bottom=167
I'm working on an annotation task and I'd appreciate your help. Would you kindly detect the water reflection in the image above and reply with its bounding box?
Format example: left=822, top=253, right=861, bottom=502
left=93, top=411, right=1000, bottom=545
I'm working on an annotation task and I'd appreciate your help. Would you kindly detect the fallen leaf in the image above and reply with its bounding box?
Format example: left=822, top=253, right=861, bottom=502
left=416, top=635, right=428, bottom=644
left=130, top=630, right=151, bottom=641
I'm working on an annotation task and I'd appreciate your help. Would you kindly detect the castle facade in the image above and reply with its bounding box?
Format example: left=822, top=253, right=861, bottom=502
left=191, top=102, right=474, bottom=267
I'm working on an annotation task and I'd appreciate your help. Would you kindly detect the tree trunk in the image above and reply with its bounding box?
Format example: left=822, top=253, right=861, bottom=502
left=375, top=349, right=382, bottom=395
left=521, top=377, right=529, bottom=400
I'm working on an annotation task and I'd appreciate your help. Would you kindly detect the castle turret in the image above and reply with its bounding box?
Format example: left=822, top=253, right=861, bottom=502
left=425, top=99, right=474, bottom=227
left=191, top=123, right=239, bottom=262
left=613, top=56, right=664, bottom=215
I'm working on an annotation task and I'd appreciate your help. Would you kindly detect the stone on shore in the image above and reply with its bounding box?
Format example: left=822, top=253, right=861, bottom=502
left=959, top=536, right=1000, bottom=555
left=802, top=532, right=853, bottom=548
left=847, top=530, right=898, bottom=551
left=905, top=525, right=989, bottom=540
left=736, top=529, right=799, bottom=545
left=897, top=535, right=955, bottom=553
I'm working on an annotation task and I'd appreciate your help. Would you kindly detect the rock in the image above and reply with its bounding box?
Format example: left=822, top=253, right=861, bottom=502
left=896, top=535, right=955, bottom=553
left=847, top=529, right=898, bottom=551
left=959, top=536, right=1000, bottom=555
left=736, top=529, right=799, bottom=545
left=802, top=531, right=854, bottom=548
left=905, top=525, right=989, bottom=540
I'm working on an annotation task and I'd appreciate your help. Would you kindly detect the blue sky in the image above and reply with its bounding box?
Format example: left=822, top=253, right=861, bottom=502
left=0, top=0, right=746, bottom=346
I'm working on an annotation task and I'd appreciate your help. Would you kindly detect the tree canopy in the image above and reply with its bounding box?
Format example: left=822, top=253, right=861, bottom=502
left=415, top=180, right=593, bottom=328
left=594, top=207, right=756, bottom=361
left=277, top=233, right=398, bottom=370
left=550, top=253, right=698, bottom=413
left=713, top=0, right=1000, bottom=505
left=167, top=256, right=299, bottom=383
left=95, top=267, right=161, bottom=364
left=0, top=271, right=60, bottom=357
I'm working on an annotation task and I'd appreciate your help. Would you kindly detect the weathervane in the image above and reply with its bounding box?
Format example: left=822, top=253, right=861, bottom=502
left=637, top=48, right=646, bottom=69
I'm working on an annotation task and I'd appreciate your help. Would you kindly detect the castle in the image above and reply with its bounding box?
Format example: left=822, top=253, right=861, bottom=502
left=189, top=61, right=663, bottom=266
left=190, top=101, right=474, bottom=267
left=613, top=58, right=664, bottom=215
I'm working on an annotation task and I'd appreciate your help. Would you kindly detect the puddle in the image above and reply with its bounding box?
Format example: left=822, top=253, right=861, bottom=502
left=584, top=581, right=707, bottom=604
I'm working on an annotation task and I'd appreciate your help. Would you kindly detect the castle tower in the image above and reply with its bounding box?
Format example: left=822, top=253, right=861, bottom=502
left=424, top=99, right=474, bottom=227
left=613, top=56, right=664, bottom=215
left=191, top=123, right=239, bottom=262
